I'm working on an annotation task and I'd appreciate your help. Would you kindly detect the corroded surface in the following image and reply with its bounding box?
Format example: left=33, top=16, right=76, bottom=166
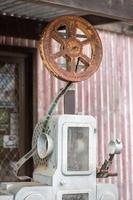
left=40, top=15, right=103, bottom=82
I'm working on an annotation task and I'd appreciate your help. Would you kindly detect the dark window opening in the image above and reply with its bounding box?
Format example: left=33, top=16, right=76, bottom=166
left=0, top=49, right=34, bottom=181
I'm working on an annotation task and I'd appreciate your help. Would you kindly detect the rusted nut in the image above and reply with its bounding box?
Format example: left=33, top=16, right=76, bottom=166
left=40, top=15, right=103, bottom=82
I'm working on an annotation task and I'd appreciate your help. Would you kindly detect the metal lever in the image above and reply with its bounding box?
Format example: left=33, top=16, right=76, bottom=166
left=96, top=139, right=122, bottom=178
left=96, top=154, right=115, bottom=178
left=10, top=146, right=36, bottom=180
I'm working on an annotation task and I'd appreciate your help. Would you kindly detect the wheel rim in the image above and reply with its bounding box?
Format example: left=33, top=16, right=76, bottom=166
left=40, top=15, right=103, bottom=82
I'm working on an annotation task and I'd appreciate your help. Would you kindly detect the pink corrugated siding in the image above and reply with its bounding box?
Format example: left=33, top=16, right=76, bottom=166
left=37, top=31, right=133, bottom=200
left=0, top=36, right=37, bottom=48
left=0, top=30, right=133, bottom=200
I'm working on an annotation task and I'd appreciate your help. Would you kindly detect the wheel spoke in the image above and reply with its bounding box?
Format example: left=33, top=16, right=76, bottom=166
left=66, top=21, right=77, bottom=38
left=66, top=56, right=78, bottom=72
left=82, top=38, right=90, bottom=45
left=79, top=54, right=90, bottom=66
left=53, top=51, right=64, bottom=59
left=52, top=31, right=65, bottom=45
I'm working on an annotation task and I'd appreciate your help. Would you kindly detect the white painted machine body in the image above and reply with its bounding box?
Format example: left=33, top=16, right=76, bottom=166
left=0, top=115, right=118, bottom=200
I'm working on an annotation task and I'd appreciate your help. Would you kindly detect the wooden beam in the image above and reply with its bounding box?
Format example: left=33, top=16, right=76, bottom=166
left=83, top=15, right=119, bottom=25
left=96, top=22, right=133, bottom=36
left=0, top=14, right=47, bottom=40
left=38, top=0, right=133, bottom=23
left=0, top=14, right=118, bottom=40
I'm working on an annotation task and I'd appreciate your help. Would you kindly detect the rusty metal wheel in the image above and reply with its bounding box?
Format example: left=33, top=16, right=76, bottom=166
left=40, top=15, right=102, bottom=82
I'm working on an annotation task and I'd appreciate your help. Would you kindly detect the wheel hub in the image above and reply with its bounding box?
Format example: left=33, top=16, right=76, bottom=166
left=65, top=38, right=82, bottom=57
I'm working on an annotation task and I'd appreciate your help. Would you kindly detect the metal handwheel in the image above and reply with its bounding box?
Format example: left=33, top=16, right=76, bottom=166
left=40, top=15, right=102, bottom=82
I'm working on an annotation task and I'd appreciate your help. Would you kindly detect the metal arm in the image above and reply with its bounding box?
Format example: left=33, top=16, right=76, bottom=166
left=96, top=153, right=117, bottom=178
left=96, top=139, right=122, bottom=178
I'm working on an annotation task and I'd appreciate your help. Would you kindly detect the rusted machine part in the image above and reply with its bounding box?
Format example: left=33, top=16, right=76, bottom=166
left=96, top=154, right=117, bottom=178
left=96, top=168, right=118, bottom=178
left=40, top=15, right=103, bottom=82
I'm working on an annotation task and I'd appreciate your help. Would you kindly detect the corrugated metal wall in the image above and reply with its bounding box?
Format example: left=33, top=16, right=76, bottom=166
left=36, top=31, right=133, bottom=200
left=0, top=36, right=37, bottom=48
left=0, top=30, right=133, bottom=200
